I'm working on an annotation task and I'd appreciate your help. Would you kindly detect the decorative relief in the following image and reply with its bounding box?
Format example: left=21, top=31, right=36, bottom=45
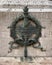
left=8, top=6, right=46, bottom=60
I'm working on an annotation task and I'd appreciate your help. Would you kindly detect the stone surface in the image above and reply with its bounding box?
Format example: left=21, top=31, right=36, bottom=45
left=0, top=57, right=52, bottom=65
left=0, top=1, right=52, bottom=65
left=0, top=0, right=52, bottom=64
left=0, top=12, right=52, bottom=57
left=0, top=0, right=49, bottom=5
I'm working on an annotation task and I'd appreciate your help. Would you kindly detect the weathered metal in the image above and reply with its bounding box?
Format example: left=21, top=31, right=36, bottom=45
left=8, top=6, right=45, bottom=59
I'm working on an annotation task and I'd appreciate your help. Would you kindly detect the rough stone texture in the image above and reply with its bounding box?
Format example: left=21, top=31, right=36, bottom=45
left=0, top=57, right=52, bottom=65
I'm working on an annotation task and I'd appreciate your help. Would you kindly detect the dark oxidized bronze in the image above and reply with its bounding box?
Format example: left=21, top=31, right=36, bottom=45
left=8, top=6, right=45, bottom=58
